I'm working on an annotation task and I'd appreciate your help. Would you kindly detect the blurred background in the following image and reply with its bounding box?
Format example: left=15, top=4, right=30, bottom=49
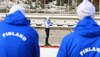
left=0, top=0, right=99, bottom=15
left=0, top=0, right=100, bottom=45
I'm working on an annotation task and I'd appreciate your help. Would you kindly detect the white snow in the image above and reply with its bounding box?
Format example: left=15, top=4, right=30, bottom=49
left=40, top=48, right=59, bottom=57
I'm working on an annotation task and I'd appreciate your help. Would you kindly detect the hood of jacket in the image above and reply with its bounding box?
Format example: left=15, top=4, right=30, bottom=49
left=74, top=16, right=100, bottom=38
left=3, top=10, right=29, bottom=25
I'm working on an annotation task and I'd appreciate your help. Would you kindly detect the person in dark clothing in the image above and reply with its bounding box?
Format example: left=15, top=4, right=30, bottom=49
left=45, top=28, right=50, bottom=45
left=45, top=17, right=53, bottom=46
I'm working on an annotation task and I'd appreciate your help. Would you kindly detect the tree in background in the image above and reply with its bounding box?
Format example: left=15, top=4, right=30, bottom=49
left=32, top=0, right=36, bottom=2
left=39, top=0, right=45, bottom=8
left=93, top=0, right=99, bottom=11
left=7, top=0, right=99, bottom=12
left=56, top=0, right=98, bottom=11
left=75, top=0, right=99, bottom=11
left=56, top=0, right=70, bottom=6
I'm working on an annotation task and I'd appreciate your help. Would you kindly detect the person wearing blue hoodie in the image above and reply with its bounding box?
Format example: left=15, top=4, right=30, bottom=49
left=57, top=0, right=100, bottom=57
left=45, top=17, right=53, bottom=46
left=0, top=5, right=40, bottom=57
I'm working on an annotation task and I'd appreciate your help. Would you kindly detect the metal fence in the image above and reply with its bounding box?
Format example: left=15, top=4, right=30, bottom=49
left=0, top=0, right=99, bottom=15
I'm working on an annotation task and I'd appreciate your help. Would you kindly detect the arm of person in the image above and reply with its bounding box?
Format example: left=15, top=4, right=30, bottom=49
left=57, top=36, right=69, bottom=57
left=47, top=21, right=53, bottom=24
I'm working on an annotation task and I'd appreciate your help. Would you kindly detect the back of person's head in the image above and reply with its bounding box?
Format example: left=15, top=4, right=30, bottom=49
left=0, top=14, right=2, bottom=22
left=46, top=17, right=50, bottom=21
left=77, top=0, right=95, bottom=20
left=9, top=4, right=25, bottom=15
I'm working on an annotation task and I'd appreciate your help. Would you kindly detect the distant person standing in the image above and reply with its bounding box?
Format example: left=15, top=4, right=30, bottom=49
left=45, top=17, right=53, bottom=46
left=0, top=4, right=40, bottom=57
left=0, top=14, right=3, bottom=22
left=57, top=0, right=100, bottom=57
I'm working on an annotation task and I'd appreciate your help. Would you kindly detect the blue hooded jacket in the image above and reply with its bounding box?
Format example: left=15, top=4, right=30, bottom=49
left=0, top=10, right=40, bottom=57
left=57, top=16, right=100, bottom=57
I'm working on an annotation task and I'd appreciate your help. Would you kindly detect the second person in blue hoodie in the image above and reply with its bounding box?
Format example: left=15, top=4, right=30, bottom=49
left=57, top=0, right=100, bottom=57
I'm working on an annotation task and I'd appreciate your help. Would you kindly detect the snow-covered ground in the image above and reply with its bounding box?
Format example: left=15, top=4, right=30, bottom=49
left=40, top=48, right=59, bottom=57
left=40, top=44, right=59, bottom=57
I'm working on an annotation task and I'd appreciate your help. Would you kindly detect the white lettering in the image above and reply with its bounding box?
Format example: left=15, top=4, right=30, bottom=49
left=19, top=34, right=23, bottom=38
left=80, top=47, right=100, bottom=56
left=8, top=32, right=11, bottom=35
left=2, top=32, right=27, bottom=41
left=12, top=32, right=15, bottom=36
left=16, top=33, right=19, bottom=36
left=2, top=33, right=5, bottom=37
left=96, top=48, right=100, bottom=53
left=82, top=50, right=86, bottom=54
left=80, top=51, right=83, bottom=56
left=85, top=48, right=89, bottom=53
left=89, top=47, right=92, bottom=51
left=92, top=47, right=96, bottom=51
left=22, top=37, right=27, bottom=41
left=6, top=32, right=8, bottom=36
